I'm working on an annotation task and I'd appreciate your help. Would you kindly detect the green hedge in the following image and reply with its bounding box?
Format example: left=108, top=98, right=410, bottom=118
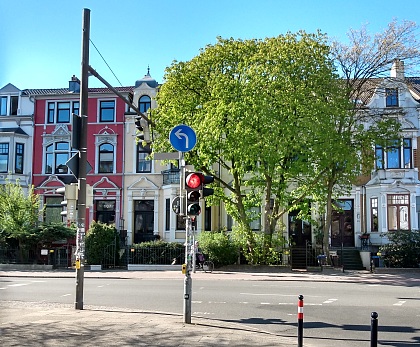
left=380, top=230, right=420, bottom=268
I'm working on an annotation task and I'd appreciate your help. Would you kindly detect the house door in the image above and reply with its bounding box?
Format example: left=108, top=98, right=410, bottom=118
left=133, top=200, right=155, bottom=243
left=331, top=199, right=355, bottom=248
left=96, top=200, right=116, bottom=224
left=288, top=210, right=312, bottom=247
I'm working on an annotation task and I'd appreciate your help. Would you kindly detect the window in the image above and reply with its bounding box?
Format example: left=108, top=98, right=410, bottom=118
left=72, top=101, right=79, bottom=116
left=375, top=139, right=412, bottom=169
left=98, top=143, right=114, bottom=173
left=371, top=197, right=378, bottom=232
left=45, top=141, right=71, bottom=174
left=0, top=96, right=7, bottom=115
left=10, top=96, right=18, bottom=115
left=99, top=100, right=115, bottom=122
left=0, top=95, right=18, bottom=116
left=0, top=143, right=9, bottom=172
left=15, top=143, right=24, bottom=174
left=403, top=139, right=412, bottom=168
left=249, top=206, right=261, bottom=231
left=47, top=100, right=78, bottom=123
left=165, top=199, right=170, bottom=230
left=387, top=194, right=409, bottom=231
left=139, top=95, right=151, bottom=113
left=387, top=140, right=400, bottom=169
left=44, top=196, right=63, bottom=224
left=386, top=88, right=398, bottom=107
left=136, top=142, right=151, bottom=172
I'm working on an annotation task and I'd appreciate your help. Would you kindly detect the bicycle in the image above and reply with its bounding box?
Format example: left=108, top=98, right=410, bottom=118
left=196, top=253, right=214, bottom=273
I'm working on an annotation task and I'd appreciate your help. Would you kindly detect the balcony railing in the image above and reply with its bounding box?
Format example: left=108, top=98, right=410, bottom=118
left=161, top=169, right=180, bottom=185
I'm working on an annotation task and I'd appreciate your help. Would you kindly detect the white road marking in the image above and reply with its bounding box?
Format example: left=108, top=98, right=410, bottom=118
left=393, top=301, right=406, bottom=306
left=61, top=294, right=71, bottom=297
left=8, top=283, right=29, bottom=287
left=323, top=298, right=338, bottom=304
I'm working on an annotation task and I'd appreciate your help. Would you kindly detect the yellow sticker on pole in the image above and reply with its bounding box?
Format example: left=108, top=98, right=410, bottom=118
left=75, top=259, right=81, bottom=269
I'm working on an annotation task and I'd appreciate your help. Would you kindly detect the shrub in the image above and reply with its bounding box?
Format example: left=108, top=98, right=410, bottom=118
left=198, top=230, right=238, bottom=267
left=380, top=230, right=420, bottom=268
left=85, top=221, right=119, bottom=265
left=232, top=226, right=287, bottom=265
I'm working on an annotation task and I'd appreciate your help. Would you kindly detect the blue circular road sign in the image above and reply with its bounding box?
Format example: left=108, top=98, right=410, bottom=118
left=169, top=124, right=197, bottom=152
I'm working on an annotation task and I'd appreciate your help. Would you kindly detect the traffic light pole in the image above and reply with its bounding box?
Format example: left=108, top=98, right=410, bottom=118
left=75, top=8, right=90, bottom=310
left=180, top=152, right=192, bottom=324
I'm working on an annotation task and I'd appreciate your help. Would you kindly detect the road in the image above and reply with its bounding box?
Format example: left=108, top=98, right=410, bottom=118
left=1, top=273, right=420, bottom=346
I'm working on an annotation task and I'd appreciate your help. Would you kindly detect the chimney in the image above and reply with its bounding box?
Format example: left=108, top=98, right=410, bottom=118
left=69, top=75, right=81, bottom=93
left=391, top=59, right=404, bottom=79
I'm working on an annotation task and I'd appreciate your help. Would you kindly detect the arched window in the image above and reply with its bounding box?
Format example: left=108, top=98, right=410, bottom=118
left=139, top=95, right=151, bottom=113
left=98, top=143, right=114, bottom=173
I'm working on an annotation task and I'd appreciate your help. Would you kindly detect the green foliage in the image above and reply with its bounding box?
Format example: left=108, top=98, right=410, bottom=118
left=31, top=222, right=76, bottom=246
left=197, top=230, right=238, bottom=267
left=0, top=179, right=42, bottom=248
left=85, top=221, right=119, bottom=265
left=232, top=226, right=287, bottom=265
left=380, top=230, right=420, bottom=268
left=152, top=32, right=346, bottom=264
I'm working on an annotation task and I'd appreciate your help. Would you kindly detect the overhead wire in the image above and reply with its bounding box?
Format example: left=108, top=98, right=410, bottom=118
left=89, top=38, right=123, bottom=87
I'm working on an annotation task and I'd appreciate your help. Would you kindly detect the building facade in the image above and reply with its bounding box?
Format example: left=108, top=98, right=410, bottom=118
left=2, top=62, right=420, bottom=261
left=0, top=83, right=34, bottom=192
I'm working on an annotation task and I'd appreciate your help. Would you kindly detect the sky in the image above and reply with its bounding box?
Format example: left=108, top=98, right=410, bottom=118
left=1, top=0, right=419, bottom=90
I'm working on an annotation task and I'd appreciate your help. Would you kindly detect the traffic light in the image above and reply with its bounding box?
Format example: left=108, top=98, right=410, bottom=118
left=185, top=172, right=202, bottom=216
left=135, top=116, right=150, bottom=143
left=56, top=184, right=78, bottom=226
left=185, top=172, right=215, bottom=216
left=201, top=175, right=215, bottom=198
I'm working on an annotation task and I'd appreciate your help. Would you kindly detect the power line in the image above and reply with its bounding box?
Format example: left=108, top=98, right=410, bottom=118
left=89, top=38, right=123, bottom=87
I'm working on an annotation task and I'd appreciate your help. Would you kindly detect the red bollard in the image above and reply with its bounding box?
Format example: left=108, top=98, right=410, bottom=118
left=298, top=295, right=304, bottom=347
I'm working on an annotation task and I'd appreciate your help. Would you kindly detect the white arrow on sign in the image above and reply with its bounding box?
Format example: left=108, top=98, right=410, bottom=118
left=175, top=129, right=189, bottom=148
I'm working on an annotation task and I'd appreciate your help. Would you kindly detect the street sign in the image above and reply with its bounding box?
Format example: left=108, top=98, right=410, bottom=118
left=171, top=196, right=181, bottom=215
left=153, top=152, right=180, bottom=160
left=169, top=124, right=197, bottom=152
left=66, top=153, right=93, bottom=179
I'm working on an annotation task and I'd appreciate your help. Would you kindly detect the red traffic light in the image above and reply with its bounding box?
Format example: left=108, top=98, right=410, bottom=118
left=186, top=172, right=203, bottom=190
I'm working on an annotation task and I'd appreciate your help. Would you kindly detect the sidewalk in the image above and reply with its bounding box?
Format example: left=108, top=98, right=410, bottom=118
left=1, top=300, right=299, bottom=347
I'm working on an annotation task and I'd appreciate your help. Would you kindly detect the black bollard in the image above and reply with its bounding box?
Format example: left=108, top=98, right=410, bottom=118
left=371, top=311, right=378, bottom=347
left=298, top=295, right=304, bottom=347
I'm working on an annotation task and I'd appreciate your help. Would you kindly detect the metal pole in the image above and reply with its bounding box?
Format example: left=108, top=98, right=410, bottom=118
left=75, top=7, right=90, bottom=310
left=370, top=311, right=378, bottom=347
left=297, top=295, right=304, bottom=347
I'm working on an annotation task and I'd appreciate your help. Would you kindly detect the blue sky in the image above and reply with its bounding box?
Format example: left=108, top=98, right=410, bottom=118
left=1, top=0, right=419, bottom=89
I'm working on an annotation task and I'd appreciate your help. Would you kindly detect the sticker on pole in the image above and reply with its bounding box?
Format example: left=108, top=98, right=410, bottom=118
left=169, top=124, right=197, bottom=152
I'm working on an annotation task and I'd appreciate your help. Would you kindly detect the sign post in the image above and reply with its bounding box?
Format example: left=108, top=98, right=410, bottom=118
left=169, top=124, right=196, bottom=324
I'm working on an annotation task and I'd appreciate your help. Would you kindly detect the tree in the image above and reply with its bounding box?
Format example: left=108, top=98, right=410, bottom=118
left=152, top=32, right=347, bottom=263
left=313, top=20, right=420, bottom=258
left=0, top=179, right=42, bottom=260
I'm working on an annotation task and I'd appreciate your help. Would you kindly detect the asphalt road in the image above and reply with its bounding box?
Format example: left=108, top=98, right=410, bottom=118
left=1, top=275, right=420, bottom=347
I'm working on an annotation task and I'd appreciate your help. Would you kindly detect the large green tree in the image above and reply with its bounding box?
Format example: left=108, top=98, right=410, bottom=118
left=152, top=32, right=348, bottom=263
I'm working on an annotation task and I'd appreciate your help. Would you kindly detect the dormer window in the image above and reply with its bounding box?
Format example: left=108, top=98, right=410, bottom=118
left=0, top=95, right=18, bottom=116
left=385, top=88, right=398, bottom=107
